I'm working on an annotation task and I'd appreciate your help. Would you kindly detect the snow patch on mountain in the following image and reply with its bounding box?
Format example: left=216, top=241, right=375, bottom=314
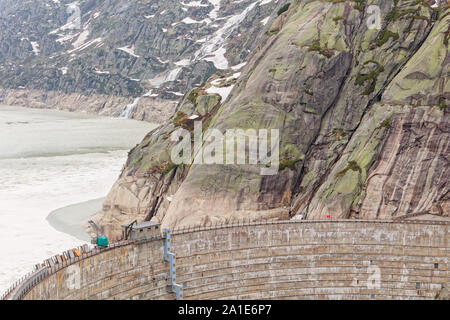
left=194, top=0, right=261, bottom=69
left=30, top=42, right=40, bottom=55
left=72, top=30, right=90, bottom=49
left=68, top=37, right=102, bottom=54
left=206, top=84, right=234, bottom=101
left=117, top=45, right=140, bottom=58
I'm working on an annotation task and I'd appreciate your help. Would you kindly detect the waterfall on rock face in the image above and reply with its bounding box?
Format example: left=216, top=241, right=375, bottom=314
left=165, top=67, right=182, bottom=82
left=119, top=97, right=141, bottom=119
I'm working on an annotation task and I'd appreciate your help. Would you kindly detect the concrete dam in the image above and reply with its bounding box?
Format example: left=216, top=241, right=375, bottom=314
left=2, top=220, right=449, bottom=300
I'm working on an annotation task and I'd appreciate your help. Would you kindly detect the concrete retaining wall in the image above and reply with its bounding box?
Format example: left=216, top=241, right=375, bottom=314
left=20, top=221, right=449, bottom=300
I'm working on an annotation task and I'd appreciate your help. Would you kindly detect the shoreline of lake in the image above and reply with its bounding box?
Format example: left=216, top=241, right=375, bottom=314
left=46, top=198, right=105, bottom=243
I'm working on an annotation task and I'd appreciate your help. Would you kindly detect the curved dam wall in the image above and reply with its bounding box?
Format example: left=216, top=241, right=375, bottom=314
left=15, top=221, right=450, bottom=300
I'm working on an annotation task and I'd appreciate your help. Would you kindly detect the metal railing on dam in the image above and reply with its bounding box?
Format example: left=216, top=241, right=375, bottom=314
left=2, top=219, right=449, bottom=300
left=0, top=240, right=135, bottom=300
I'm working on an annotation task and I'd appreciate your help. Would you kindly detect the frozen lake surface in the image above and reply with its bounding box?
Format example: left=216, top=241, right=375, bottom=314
left=0, top=105, right=157, bottom=293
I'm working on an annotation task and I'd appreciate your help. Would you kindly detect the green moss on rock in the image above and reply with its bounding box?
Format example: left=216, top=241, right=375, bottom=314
left=279, top=158, right=302, bottom=171
left=355, top=60, right=385, bottom=95
left=308, top=40, right=333, bottom=58
left=336, top=160, right=361, bottom=178
left=277, top=3, right=291, bottom=16
left=378, top=117, right=392, bottom=129
left=265, top=28, right=280, bottom=36
left=376, top=29, right=400, bottom=47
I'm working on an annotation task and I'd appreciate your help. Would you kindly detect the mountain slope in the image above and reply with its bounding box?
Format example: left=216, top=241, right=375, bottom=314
left=94, top=0, right=449, bottom=238
left=0, top=0, right=283, bottom=121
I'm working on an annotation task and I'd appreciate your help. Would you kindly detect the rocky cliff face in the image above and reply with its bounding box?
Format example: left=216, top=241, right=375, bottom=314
left=0, top=0, right=282, bottom=121
left=91, top=0, right=449, bottom=239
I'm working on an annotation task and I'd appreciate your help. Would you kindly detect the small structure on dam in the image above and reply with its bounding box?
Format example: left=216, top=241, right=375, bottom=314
left=122, top=221, right=161, bottom=241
